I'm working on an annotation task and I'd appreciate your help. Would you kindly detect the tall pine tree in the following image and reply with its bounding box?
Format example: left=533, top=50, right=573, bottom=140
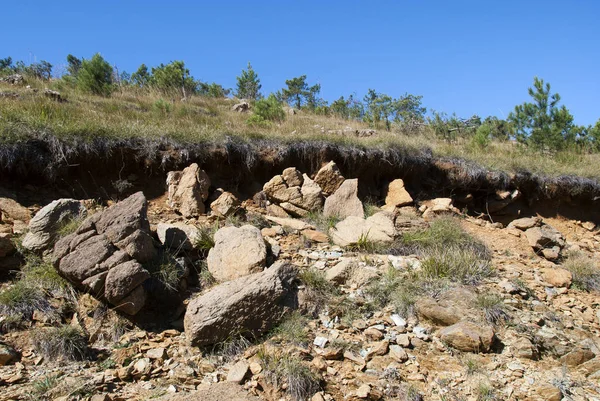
left=235, top=62, right=262, bottom=100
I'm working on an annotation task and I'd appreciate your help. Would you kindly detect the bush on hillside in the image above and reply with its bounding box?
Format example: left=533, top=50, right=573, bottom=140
left=247, top=94, right=285, bottom=126
left=76, top=53, right=114, bottom=96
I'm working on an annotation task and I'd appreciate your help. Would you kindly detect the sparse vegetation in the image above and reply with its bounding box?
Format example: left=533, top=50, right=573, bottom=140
left=0, top=281, right=50, bottom=321
left=420, top=245, right=494, bottom=285
left=474, top=293, right=510, bottom=325
left=304, top=210, right=339, bottom=233
left=193, top=224, right=217, bottom=251
left=271, top=312, right=309, bottom=345
left=562, top=251, right=600, bottom=292
left=258, top=349, right=321, bottom=401
left=476, top=383, right=498, bottom=401
left=32, top=325, right=90, bottom=361
left=29, top=374, right=59, bottom=401
left=299, top=268, right=337, bottom=314
left=364, top=218, right=493, bottom=316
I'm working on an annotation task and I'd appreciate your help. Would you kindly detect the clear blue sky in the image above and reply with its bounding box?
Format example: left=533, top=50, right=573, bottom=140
left=3, top=1, right=599, bottom=125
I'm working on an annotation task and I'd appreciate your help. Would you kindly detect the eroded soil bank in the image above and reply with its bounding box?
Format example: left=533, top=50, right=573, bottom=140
left=1, top=137, right=599, bottom=223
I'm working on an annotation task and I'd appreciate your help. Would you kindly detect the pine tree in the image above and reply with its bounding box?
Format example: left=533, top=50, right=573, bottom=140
left=235, top=62, right=262, bottom=100
left=508, top=77, right=575, bottom=151
left=281, top=75, right=321, bottom=109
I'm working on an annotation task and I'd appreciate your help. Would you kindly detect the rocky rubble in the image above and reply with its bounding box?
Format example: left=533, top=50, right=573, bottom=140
left=1, top=162, right=600, bottom=400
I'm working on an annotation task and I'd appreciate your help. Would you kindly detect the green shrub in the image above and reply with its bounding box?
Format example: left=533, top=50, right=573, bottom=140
left=562, top=251, right=600, bottom=292
left=153, top=98, right=173, bottom=114
left=472, top=124, right=491, bottom=149
left=32, top=325, right=90, bottom=361
left=249, top=94, right=285, bottom=124
left=76, top=53, right=114, bottom=96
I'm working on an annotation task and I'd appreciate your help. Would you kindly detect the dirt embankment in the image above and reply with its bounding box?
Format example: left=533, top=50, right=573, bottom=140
left=1, top=136, right=599, bottom=223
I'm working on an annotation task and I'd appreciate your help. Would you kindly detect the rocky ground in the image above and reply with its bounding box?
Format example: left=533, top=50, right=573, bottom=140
left=1, top=161, right=600, bottom=401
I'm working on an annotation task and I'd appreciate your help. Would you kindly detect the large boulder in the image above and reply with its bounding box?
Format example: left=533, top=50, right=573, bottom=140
left=22, top=199, right=86, bottom=252
left=323, top=179, right=364, bottom=219
left=167, top=163, right=211, bottom=218
left=439, top=321, right=495, bottom=352
left=184, top=261, right=298, bottom=346
left=207, top=225, right=267, bottom=281
left=330, top=212, right=394, bottom=247
left=384, top=179, right=413, bottom=208
left=314, top=161, right=345, bottom=196
left=53, top=192, right=155, bottom=315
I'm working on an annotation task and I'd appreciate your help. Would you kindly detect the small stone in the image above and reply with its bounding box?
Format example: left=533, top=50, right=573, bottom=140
left=355, top=383, right=372, bottom=399
left=313, top=336, right=328, bottom=348
left=389, top=345, right=408, bottom=362
left=390, top=314, right=407, bottom=327
left=227, top=360, right=249, bottom=384
left=364, top=327, right=384, bottom=341
left=542, top=267, right=572, bottom=288
left=249, top=361, right=262, bottom=375
left=146, top=348, right=167, bottom=360
left=396, top=334, right=411, bottom=348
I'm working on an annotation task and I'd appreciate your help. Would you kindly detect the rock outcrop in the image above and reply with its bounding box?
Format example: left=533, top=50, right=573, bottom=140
left=167, top=163, right=211, bottom=218
left=53, top=192, right=155, bottom=315
left=207, top=225, right=267, bottom=281
left=524, top=224, right=565, bottom=260
left=22, top=199, right=86, bottom=252
left=263, top=168, right=324, bottom=217
left=184, top=261, right=298, bottom=346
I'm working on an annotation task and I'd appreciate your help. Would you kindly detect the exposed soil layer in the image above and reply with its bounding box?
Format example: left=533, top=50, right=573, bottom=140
left=1, top=136, right=599, bottom=222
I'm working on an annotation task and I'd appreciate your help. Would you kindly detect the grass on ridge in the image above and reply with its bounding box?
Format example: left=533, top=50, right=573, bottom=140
left=2, top=79, right=600, bottom=179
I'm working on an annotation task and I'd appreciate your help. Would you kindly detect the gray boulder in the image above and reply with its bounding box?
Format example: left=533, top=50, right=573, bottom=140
left=22, top=199, right=86, bottom=252
left=53, top=192, right=155, bottom=315
left=184, top=261, right=297, bottom=346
